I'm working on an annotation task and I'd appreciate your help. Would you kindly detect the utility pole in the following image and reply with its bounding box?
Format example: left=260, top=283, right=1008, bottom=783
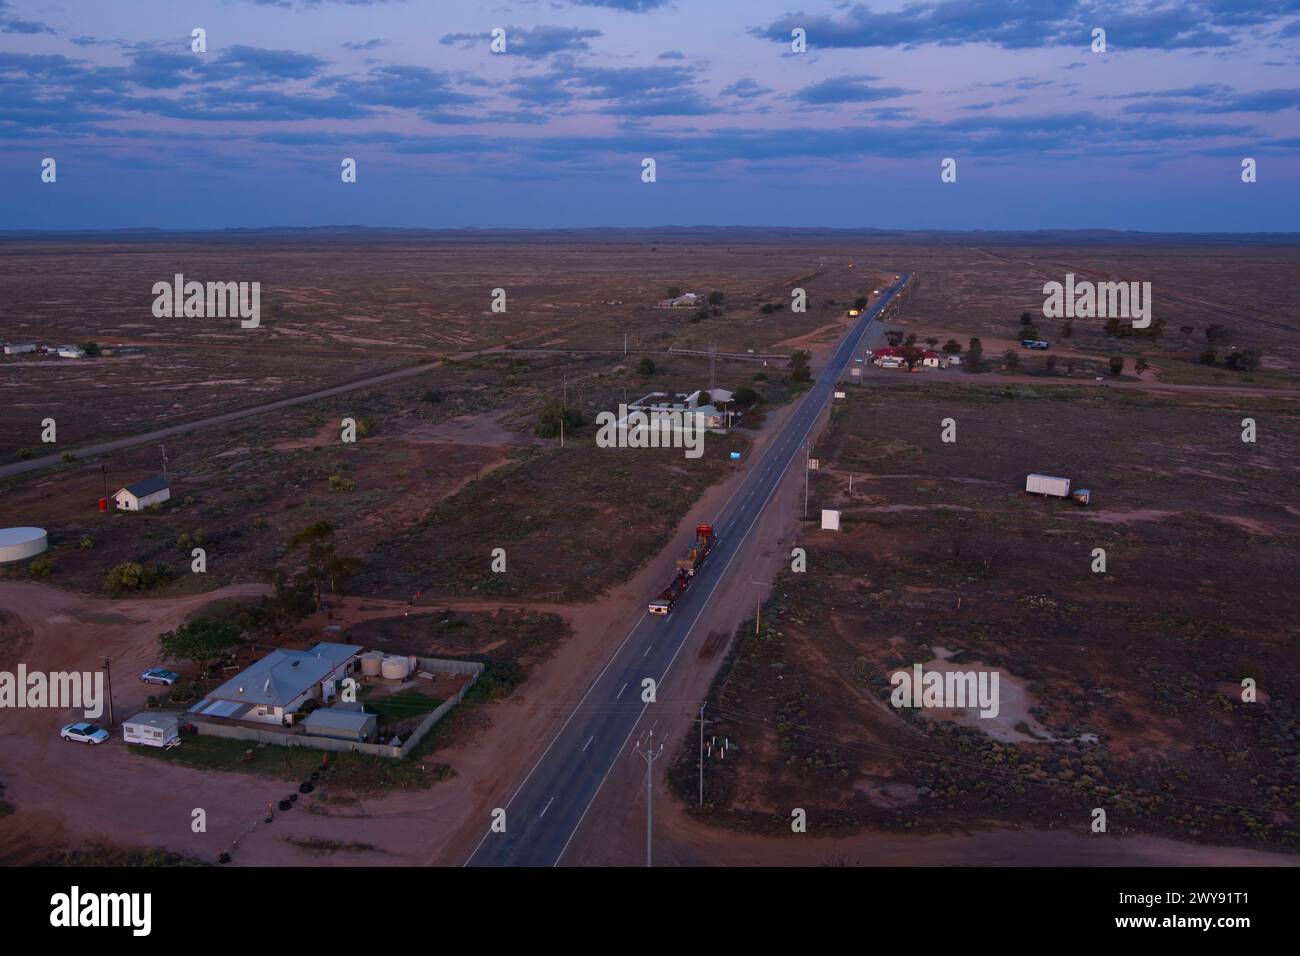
left=750, top=580, right=772, bottom=637
left=634, top=731, right=664, bottom=867
left=697, top=703, right=719, bottom=808
left=99, top=655, right=115, bottom=726
left=160, top=444, right=168, bottom=481
left=710, top=343, right=716, bottom=391
left=560, top=375, right=566, bottom=449
left=804, top=442, right=810, bottom=518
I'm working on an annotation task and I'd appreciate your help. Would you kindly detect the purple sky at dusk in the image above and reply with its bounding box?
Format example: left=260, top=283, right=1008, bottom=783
left=2, top=0, right=1298, bottom=231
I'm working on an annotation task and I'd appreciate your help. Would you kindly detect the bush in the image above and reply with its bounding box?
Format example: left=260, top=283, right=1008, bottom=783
left=421, top=389, right=442, bottom=403
left=734, top=386, right=761, bottom=406
left=1109, top=356, right=1125, bottom=376
left=105, top=561, right=173, bottom=592
left=29, top=557, right=54, bottom=578
left=327, top=475, right=356, bottom=493
left=79, top=537, right=94, bottom=550
left=13, top=448, right=33, bottom=461
left=60, top=451, right=75, bottom=463
left=637, top=357, right=656, bottom=376
left=1199, top=350, right=1217, bottom=366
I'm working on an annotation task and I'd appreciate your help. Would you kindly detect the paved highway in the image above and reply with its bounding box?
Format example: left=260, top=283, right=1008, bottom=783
left=465, top=272, right=910, bottom=866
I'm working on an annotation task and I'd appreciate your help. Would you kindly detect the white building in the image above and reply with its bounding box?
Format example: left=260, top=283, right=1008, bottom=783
left=3, top=343, right=36, bottom=355
left=56, top=346, right=85, bottom=359
left=114, top=475, right=171, bottom=511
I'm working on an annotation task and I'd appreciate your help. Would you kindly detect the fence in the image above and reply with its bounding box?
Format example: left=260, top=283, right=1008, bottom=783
left=191, top=657, right=485, bottom=760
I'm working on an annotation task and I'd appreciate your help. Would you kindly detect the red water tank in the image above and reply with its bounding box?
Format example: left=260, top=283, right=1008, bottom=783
left=98, top=497, right=108, bottom=512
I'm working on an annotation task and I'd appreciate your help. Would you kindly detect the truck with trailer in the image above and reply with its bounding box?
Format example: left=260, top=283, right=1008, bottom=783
left=649, top=524, right=717, bottom=615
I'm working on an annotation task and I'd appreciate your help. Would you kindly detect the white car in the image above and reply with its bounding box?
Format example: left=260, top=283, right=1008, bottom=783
left=60, top=722, right=110, bottom=745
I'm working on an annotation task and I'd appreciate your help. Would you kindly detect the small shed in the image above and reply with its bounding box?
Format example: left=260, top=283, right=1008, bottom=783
left=123, top=712, right=180, bottom=748
left=821, top=509, right=841, bottom=531
left=302, top=707, right=378, bottom=742
left=114, top=475, right=171, bottom=511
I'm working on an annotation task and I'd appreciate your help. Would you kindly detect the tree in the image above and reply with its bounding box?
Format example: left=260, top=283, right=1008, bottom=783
left=941, top=339, right=962, bottom=354
left=789, top=349, right=812, bottom=383
left=159, top=618, right=242, bottom=675
left=81, top=342, right=101, bottom=357
left=760, top=302, right=776, bottom=314
left=1044, top=355, right=1057, bottom=374
left=1135, top=354, right=1150, bottom=374
left=965, top=338, right=983, bottom=372
left=1103, top=318, right=1121, bottom=338
left=697, top=389, right=712, bottom=406
left=1199, top=349, right=1217, bottom=366
left=534, top=398, right=585, bottom=438
left=1003, top=349, right=1020, bottom=372
left=1109, top=355, right=1124, bottom=376
left=854, top=296, right=869, bottom=310
left=925, top=337, right=940, bottom=348
left=667, top=286, right=682, bottom=298
left=1225, top=349, right=1261, bottom=372
left=734, top=386, right=761, bottom=406
left=885, top=329, right=905, bottom=347
left=904, top=332, right=918, bottom=346
left=1062, top=320, right=1074, bottom=338
left=707, top=291, right=726, bottom=306
left=288, top=522, right=362, bottom=609
left=1205, top=324, right=1231, bottom=345
left=1019, top=311, right=1034, bottom=327
left=637, top=356, right=656, bottom=376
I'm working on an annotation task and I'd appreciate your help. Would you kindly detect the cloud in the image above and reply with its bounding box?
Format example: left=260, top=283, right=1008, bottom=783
left=567, top=0, right=669, bottom=11
left=343, top=39, right=388, bottom=51
left=795, top=74, right=913, bottom=104
left=0, top=0, right=53, bottom=34
left=440, top=25, right=602, bottom=59
left=752, top=1, right=1273, bottom=51
left=215, top=45, right=329, bottom=80
left=721, top=78, right=774, bottom=99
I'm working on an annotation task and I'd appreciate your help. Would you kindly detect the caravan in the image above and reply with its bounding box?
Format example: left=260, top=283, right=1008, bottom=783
left=122, top=712, right=180, bottom=748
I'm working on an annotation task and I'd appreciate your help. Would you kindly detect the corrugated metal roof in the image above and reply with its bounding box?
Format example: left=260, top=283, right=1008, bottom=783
left=303, top=708, right=375, bottom=731
left=121, top=474, right=170, bottom=497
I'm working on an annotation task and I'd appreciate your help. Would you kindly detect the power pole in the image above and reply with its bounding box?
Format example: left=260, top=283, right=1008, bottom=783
left=697, top=703, right=719, bottom=808
left=804, top=442, right=810, bottom=518
left=560, top=375, right=566, bottom=449
left=750, top=580, right=772, bottom=637
left=160, top=444, right=168, bottom=480
left=99, top=655, right=115, bottom=726
left=634, top=731, right=664, bottom=867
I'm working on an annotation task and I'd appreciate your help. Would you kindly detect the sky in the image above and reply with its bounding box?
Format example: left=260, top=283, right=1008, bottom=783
left=2, top=0, right=1298, bottom=232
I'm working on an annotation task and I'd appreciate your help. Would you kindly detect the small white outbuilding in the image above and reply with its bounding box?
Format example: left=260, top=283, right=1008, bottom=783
left=821, top=509, right=841, bottom=531
left=114, top=475, right=171, bottom=511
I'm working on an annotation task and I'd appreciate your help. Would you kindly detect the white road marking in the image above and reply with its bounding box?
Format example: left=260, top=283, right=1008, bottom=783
left=616, top=682, right=627, bottom=699
left=540, top=796, right=555, bottom=818
left=582, top=736, right=593, bottom=752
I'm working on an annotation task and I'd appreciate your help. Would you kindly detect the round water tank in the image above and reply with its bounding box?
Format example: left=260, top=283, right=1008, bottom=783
left=360, top=652, right=383, bottom=677
left=380, top=656, right=410, bottom=680
left=0, top=527, right=47, bottom=564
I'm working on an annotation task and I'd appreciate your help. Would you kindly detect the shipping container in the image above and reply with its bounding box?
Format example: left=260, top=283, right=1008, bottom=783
left=1026, top=474, right=1071, bottom=497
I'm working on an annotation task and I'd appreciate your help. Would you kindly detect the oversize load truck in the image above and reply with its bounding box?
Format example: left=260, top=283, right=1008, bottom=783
left=649, top=524, right=717, bottom=615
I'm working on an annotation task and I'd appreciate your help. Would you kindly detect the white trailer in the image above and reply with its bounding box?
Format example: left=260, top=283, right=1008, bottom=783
left=1026, top=474, right=1071, bottom=498
left=122, top=712, right=180, bottom=748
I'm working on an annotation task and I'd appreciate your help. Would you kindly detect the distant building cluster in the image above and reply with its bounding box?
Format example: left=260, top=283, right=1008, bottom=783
left=870, top=346, right=958, bottom=370
left=655, top=292, right=702, bottom=309
left=2, top=342, right=141, bottom=358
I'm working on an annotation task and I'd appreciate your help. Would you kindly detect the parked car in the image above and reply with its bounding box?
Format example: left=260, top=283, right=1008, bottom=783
left=60, top=722, right=110, bottom=745
left=140, top=667, right=179, bottom=685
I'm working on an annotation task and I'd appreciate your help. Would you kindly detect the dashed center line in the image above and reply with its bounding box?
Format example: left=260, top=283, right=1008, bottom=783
left=616, top=682, right=627, bottom=699
left=540, top=796, right=555, bottom=818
